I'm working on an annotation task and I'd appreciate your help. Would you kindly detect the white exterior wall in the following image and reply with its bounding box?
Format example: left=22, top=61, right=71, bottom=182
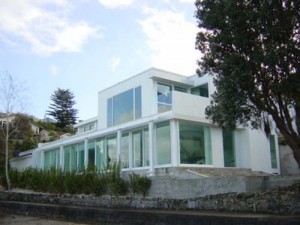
left=248, top=129, right=280, bottom=174
left=210, top=127, right=224, bottom=167
left=235, top=129, right=251, bottom=168
left=10, top=156, right=33, bottom=171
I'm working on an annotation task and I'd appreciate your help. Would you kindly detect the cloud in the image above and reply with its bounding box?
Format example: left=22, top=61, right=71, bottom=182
left=0, top=0, right=100, bottom=55
left=50, top=64, right=58, bottom=76
left=98, top=0, right=136, bottom=9
left=109, top=57, right=121, bottom=72
left=139, top=7, right=199, bottom=75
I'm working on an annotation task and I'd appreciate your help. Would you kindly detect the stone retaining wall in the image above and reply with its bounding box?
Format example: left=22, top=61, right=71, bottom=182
left=1, top=182, right=299, bottom=215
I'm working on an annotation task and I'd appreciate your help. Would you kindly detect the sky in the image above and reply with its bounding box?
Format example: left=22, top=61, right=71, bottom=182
left=0, top=0, right=200, bottom=121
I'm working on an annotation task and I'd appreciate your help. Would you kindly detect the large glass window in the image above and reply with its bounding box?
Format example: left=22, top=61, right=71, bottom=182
left=107, top=135, right=117, bottom=164
left=156, top=122, right=171, bottom=165
left=132, top=128, right=149, bottom=168
left=120, top=133, right=129, bottom=168
left=44, top=148, right=60, bottom=170
left=63, top=142, right=84, bottom=172
left=157, top=83, right=172, bottom=113
left=64, top=146, right=71, bottom=171
left=191, top=83, right=209, bottom=97
left=179, top=121, right=212, bottom=165
left=107, top=87, right=142, bottom=127
left=88, top=140, right=96, bottom=167
left=96, top=138, right=106, bottom=170
left=269, top=135, right=278, bottom=169
left=222, top=129, right=236, bottom=167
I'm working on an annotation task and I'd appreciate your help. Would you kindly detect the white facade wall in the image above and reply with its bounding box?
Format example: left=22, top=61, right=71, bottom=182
left=10, top=156, right=33, bottom=171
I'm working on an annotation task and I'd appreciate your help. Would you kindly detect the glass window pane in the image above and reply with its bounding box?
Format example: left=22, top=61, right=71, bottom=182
left=78, top=143, right=85, bottom=171
left=191, top=83, right=209, bottom=98
left=144, top=129, right=149, bottom=166
left=179, top=121, right=212, bottom=165
left=107, top=135, right=117, bottom=164
left=269, top=135, right=278, bottom=168
left=120, top=133, right=129, bottom=168
left=88, top=140, right=95, bottom=166
left=44, top=151, right=51, bottom=170
left=133, top=130, right=143, bottom=168
left=223, top=129, right=236, bottom=167
left=113, top=89, right=133, bottom=125
left=135, top=86, right=142, bottom=119
left=107, top=98, right=113, bottom=127
left=157, top=84, right=172, bottom=104
left=64, top=146, right=71, bottom=172
left=70, top=145, right=77, bottom=171
left=156, top=122, right=171, bottom=165
left=174, top=86, right=187, bottom=93
left=96, top=138, right=105, bottom=170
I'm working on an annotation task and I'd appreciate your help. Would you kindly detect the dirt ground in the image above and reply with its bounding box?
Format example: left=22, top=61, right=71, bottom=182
left=0, top=211, right=91, bottom=225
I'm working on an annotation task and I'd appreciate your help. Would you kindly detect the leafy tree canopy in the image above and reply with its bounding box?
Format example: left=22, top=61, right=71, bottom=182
left=47, top=88, right=78, bottom=129
left=195, top=0, right=300, bottom=166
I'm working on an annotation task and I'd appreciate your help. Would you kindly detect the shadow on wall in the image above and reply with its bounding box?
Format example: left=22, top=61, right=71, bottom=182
left=280, top=145, right=300, bottom=175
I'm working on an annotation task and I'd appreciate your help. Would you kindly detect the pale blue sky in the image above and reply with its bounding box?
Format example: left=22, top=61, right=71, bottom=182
left=0, top=0, right=199, bottom=121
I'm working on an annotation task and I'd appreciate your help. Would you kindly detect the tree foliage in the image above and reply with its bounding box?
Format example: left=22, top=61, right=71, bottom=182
left=47, top=88, right=78, bottom=129
left=195, top=0, right=300, bottom=166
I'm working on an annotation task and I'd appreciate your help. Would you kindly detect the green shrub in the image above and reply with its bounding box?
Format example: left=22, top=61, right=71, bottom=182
left=129, top=173, right=151, bottom=197
left=7, top=163, right=151, bottom=197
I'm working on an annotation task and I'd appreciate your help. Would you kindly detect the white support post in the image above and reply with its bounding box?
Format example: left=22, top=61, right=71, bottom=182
left=117, top=130, right=121, bottom=162
left=170, top=120, right=179, bottom=167
left=148, top=121, right=154, bottom=175
left=84, top=138, right=88, bottom=169
left=60, top=145, right=64, bottom=170
left=41, top=150, right=45, bottom=170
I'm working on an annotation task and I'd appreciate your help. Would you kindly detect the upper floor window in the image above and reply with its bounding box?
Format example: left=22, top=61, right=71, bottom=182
left=157, top=83, right=187, bottom=113
left=107, top=86, right=141, bottom=127
left=191, top=83, right=209, bottom=97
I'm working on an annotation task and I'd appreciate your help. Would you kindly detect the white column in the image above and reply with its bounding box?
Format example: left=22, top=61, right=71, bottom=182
left=117, top=130, right=121, bottom=162
left=148, top=121, right=154, bottom=174
left=41, top=150, right=45, bottom=170
left=170, top=120, right=179, bottom=167
left=84, top=138, right=88, bottom=168
left=128, top=132, right=133, bottom=170
left=60, top=145, right=64, bottom=170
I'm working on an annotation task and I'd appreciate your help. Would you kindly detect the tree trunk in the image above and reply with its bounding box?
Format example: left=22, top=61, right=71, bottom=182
left=4, top=119, right=11, bottom=190
left=284, top=135, right=300, bottom=169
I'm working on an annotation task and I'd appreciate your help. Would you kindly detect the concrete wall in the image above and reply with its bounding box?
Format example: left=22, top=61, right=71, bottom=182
left=279, top=145, right=300, bottom=175
left=10, top=156, right=32, bottom=171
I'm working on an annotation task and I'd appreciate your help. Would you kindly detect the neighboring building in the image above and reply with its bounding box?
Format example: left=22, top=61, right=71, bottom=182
left=10, top=68, right=281, bottom=175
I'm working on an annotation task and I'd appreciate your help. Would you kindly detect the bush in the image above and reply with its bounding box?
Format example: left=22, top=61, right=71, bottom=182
left=129, top=173, right=151, bottom=197
left=8, top=164, right=151, bottom=197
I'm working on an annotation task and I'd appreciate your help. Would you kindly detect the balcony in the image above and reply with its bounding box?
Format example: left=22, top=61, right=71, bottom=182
left=171, top=91, right=211, bottom=121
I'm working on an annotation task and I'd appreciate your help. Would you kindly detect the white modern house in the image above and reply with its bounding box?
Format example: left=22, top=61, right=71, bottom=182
left=10, top=68, right=280, bottom=175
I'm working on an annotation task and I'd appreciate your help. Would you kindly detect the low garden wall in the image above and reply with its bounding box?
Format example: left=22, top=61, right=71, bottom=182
left=1, top=182, right=299, bottom=215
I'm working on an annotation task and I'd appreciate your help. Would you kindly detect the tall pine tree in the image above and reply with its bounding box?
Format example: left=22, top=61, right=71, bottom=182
left=47, top=88, right=78, bottom=128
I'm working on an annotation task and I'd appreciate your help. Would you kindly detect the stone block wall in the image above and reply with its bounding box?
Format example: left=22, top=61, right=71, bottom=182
left=1, top=182, right=299, bottom=215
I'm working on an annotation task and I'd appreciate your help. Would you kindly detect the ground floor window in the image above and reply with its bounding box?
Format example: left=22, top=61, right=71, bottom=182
left=222, top=129, right=236, bottom=167
left=179, top=121, right=212, bottom=165
left=63, top=142, right=84, bottom=172
left=269, top=135, right=278, bottom=169
left=120, top=133, right=129, bottom=168
left=44, top=148, right=60, bottom=170
left=156, top=122, right=171, bottom=165
left=88, top=140, right=96, bottom=167
left=132, top=128, right=149, bottom=168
